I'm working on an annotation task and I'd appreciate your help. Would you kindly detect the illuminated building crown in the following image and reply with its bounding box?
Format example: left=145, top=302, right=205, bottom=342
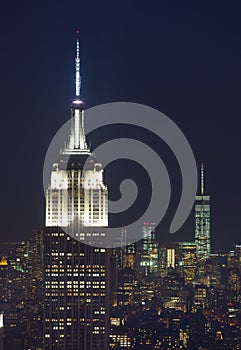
left=62, top=31, right=91, bottom=155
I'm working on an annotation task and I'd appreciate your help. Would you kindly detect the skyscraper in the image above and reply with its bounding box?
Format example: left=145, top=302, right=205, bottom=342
left=138, top=222, right=158, bottom=276
left=44, top=34, right=110, bottom=350
left=175, top=241, right=197, bottom=284
left=194, top=163, right=211, bottom=260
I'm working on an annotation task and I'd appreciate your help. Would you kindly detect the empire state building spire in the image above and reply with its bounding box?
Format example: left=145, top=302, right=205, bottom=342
left=75, top=30, right=81, bottom=97
left=63, top=32, right=90, bottom=155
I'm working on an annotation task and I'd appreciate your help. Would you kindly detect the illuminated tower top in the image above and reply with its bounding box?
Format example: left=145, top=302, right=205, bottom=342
left=46, top=33, right=108, bottom=229
left=195, top=163, right=211, bottom=260
left=75, top=30, right=81, bottom=98
left=0, top=256, right=7, bottom=266
left=62, top=31, right=91, bottom=155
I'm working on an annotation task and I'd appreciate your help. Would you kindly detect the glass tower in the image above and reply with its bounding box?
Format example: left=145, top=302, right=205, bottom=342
left=194, top=163, right=211, bottom=260
left=139, top=222, right=158, bottom=276
left=44, top=35, right=110, bottom=350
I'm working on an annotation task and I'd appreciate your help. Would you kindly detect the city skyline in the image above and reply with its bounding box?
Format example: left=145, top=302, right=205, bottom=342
left=1, top=3, right=241, bottom=349
left=1, top=3, right=241, bottom=246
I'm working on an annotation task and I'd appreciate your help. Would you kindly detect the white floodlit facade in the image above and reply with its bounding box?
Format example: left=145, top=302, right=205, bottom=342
left=45, top=99, right=108, bottom=230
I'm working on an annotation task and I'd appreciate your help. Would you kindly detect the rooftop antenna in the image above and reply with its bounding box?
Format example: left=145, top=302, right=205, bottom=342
left=201, top=163, right=205, bottom=195
left=75, top=29, right=81, bottom=97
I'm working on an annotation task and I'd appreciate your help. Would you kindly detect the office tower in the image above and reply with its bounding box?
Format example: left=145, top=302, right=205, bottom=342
left=110, top=229, right=137, bottom=308
left=44, top=35, right=110, bottom=350
left=25, top=230, right=44, bottom=301
left=194, top=163, right=211, bottom=260
left=159, top=247, right=168, bottom=277
left=227, top=268, right=241, bottom=303
left=0, top=242, right=19, bottom=269
left=115, top=268, right=137, bottom=306
left=175, top=241, right=197, bottom=285
left=114, top=228, right=136, bottom=270
left=193, top=284, right=209, bottom=310
left=0, top=256, right=10, bottom=302
left=123, top=243, right=136, bottom=270
left=209, top=253, right=228, bottom=287
left=111, top=228, right=128, bottom=271
left=110, top=229, right=136, bottom=292
left=167, top=248, right=176, bottom=269
left=138, top=222, right=158, bottom=276
left=159, top=247, right=176, bottom=277
left=232, top=244, right=241, bottom=273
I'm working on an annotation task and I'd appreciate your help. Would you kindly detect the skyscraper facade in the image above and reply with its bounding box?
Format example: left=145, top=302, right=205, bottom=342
left=138, top=222, right=158, bottom=276
left=194, top=163, right=211, bottom=260
left=175, top=241, right=197, bottom=284
left=44, top=35, right=110, bottom=350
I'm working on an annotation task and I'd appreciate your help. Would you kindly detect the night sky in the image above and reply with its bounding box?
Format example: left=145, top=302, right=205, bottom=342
left=1, top=1, right=241, bottom=249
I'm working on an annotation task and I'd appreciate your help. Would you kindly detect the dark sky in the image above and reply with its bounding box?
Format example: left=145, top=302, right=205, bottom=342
left=0, top=1, right=241, bottom=249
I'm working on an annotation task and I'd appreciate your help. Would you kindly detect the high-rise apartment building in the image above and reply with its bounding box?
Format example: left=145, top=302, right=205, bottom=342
left=194, top=164, right=211, bottom=260
left=44, top=35, right=110, bottom=350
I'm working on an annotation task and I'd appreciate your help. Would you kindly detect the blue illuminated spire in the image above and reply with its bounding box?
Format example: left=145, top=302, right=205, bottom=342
left=75, top=30, right=81, bottom=97
left=63, top=32, right=90, bottom=155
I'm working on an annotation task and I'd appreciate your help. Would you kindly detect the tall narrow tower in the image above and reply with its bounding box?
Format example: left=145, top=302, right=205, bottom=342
left=138, top=222, right=158, bottom=276
left=194, top=163, right=211, bottom=260
left=44, top=34, right=110, bottom=350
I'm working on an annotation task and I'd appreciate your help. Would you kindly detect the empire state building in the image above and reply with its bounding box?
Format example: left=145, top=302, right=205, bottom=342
left=44, top=35, right=110, bottom=350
